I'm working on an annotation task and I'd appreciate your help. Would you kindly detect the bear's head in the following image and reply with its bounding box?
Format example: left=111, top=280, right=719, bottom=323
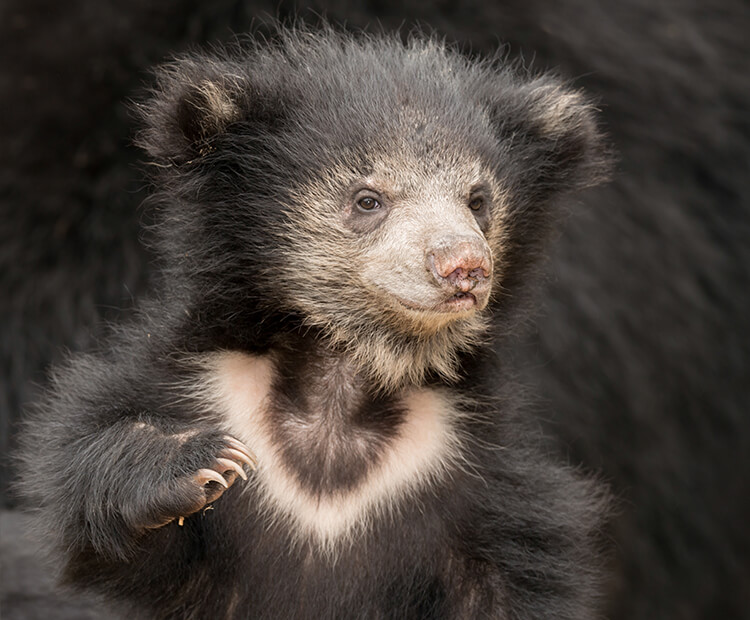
left=137, top=28, right=608, bottom=391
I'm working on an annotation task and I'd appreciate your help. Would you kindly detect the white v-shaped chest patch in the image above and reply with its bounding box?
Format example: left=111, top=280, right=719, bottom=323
left=197, top=350, right=465, bottom=552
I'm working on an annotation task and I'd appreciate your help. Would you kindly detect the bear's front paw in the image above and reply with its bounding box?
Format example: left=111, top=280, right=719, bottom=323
left=142, top=434, right=256, bottom=529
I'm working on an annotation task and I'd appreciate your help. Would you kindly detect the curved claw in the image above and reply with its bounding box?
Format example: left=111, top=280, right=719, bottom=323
left=219, top=447, right=257, bottom=472
left=193, top=468, right=229, bottom=489
left=223, top=436, right=257, bottom=467
left=215, top=457, right=248, bottom=481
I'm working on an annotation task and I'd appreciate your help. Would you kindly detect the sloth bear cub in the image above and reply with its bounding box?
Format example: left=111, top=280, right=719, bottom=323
left=19, top=28, right=610, bottom=619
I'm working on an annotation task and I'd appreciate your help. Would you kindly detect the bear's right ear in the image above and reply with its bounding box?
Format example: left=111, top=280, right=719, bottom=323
left=486, top=75, right=610, bottom=194
left=136, top=58, right=254, bottom=164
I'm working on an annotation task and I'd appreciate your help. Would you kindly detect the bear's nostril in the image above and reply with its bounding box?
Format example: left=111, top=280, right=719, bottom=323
left=445, top=266, right=488, bottom=284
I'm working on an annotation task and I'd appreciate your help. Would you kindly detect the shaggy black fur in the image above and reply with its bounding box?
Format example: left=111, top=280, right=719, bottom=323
left=16, top=30, right=610, bottom=619
left=3, top=2, right=750, bottom=619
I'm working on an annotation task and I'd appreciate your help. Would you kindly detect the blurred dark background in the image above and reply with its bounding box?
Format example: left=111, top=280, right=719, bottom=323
left=2, top=0, right=749, bottom=618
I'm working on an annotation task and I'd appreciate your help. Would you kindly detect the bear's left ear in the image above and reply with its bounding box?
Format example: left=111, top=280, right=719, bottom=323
left=136, top=57, right=258, bottom=164
left=489, top=76, right=610, bottom=193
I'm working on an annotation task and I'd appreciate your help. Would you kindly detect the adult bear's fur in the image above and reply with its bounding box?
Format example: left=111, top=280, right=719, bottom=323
left=17, top=30, right=610, bottom=619
left=3, top=2, right=749, bottom=619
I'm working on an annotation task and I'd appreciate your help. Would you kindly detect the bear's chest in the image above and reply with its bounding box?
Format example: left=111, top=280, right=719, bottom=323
left=196, top=350, right=467, bottom=551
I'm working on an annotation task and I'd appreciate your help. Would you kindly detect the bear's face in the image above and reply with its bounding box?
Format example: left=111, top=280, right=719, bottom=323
left=262, top=81, right=511, bottom=389
left=344, top=156, right=497, bottom=317
left=138, top=30, right=607, bottom=390
left=280, top=138, right=506, bottom=327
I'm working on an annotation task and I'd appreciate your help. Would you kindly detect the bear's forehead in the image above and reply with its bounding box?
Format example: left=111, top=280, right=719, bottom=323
left=227, top=41, right=505, bottom=190
left=310, top=83, right=487, bottom=137
left=273, top=92, right=496, bottom=182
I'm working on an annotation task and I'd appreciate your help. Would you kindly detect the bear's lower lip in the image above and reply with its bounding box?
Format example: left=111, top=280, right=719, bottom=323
left=439, top=292, right=478, bottom=312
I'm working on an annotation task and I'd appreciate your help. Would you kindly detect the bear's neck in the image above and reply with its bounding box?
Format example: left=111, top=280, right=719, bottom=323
left=262, top=340, right=406, bottom=494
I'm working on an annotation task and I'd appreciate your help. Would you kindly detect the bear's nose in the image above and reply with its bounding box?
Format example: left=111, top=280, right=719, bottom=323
left=428, top=236, right=492, bottom=294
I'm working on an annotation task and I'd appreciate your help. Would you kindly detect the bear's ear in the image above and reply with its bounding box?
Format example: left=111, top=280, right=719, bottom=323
left=489, top=76, right=610, bottom=193
left=136, top=58, right=254, bottom=164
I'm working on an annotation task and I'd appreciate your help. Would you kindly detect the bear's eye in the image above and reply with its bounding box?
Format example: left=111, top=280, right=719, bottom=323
left=469, top=196, right=485, bottom=211
left=357, top=196, right=381, bottom=212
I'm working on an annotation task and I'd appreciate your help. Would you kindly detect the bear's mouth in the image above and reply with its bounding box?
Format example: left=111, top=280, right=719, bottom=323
left=439, top=292, right=478, bottom=312
left=428, top=292, right=478, bottom=313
